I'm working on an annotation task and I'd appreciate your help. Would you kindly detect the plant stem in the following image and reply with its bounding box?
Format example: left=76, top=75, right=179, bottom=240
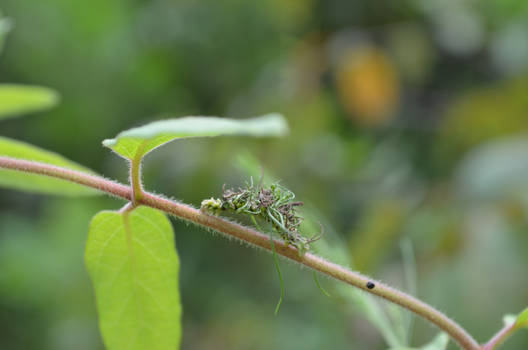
left=482, top=323, right=516, bottom=350
left=129, top=143, right=146, bottom=204
left=0, top=156, right=481, bottom=350
left=0, top=156, right=131, bottom=199
left=130, top=159, right=142, bottom=204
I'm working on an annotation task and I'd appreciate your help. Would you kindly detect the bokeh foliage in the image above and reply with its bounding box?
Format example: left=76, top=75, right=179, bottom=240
left=1, top=0, right=528, bottom=349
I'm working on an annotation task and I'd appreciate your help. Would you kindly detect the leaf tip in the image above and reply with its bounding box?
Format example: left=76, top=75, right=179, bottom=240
left=102, top=138, right=116, bottom=148
left=261, top=113, right=289, bottom=136
left=48, top=89, right=61, bottom=106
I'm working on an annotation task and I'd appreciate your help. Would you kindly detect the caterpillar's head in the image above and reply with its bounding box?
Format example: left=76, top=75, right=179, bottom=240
left=200, top=198, right=223, bottom=215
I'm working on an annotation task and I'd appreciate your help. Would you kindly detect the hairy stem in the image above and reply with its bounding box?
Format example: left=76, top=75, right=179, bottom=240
left=0, top=156, right=481, bottom=350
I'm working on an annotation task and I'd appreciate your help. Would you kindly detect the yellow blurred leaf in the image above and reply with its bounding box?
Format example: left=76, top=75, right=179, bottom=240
left=336, top=46, right=400, bottom=126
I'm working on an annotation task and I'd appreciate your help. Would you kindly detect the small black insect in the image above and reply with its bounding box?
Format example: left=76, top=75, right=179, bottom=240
left=366, top=281, right=375, bottom=289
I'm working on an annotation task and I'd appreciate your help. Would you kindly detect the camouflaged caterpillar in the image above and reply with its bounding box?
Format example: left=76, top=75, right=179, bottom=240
left=201, top=178, right=321, bottom=255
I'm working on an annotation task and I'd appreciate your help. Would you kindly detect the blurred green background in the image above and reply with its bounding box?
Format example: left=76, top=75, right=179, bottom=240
left=1, top=0, right=528, bottom=349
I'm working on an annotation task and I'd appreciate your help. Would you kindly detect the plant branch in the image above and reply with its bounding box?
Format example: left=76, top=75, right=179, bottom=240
left=0, top=156, right=481, bottom=350
left=482, top=323, right=516, bottom=350
left=0, top=156, right=131, bottom=199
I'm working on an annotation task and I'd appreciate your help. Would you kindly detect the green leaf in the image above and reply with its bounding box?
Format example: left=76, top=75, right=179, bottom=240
left=85, top=206, right=181, bottom=350
left=514, top=307, right=528, bottom=330
left=0, top=136, right=97, bottom=195
left=103, top=113, right=288, bottom=160
left=0, top=84, right=60, bottom=120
